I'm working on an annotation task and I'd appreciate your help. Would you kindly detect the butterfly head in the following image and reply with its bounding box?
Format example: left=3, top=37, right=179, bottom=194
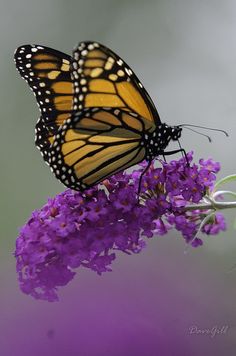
left=169, top=125, right=182, bottom=141
left=145, top=124, right=182, bottom=160
left=156, top=123, right=182, bottom=144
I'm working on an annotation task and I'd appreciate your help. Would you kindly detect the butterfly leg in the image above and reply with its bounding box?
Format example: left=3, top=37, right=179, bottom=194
left=162, top=155, right=167, bottom=162
left=138, top=160, right=152, bottom=196
left=178, top=139, right=190, bottom=164
left=161, top=148, right=186, bottom=156
left=162, top=148, right=189, bottom=165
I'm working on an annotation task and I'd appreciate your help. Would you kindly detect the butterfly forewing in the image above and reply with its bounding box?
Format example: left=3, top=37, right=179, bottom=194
left=14, top=45, right=73, bottom=132
left=71, top=41, right=161, bottom=126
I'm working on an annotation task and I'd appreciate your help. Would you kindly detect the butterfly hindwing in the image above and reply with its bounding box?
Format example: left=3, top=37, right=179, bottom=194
left=71, top=41, right=161, bottom=125
left=35, top=117, right=55, bottom=164
left=48, top=108, right=146, bottom=190
left=14, top=45, right=73, bottom=133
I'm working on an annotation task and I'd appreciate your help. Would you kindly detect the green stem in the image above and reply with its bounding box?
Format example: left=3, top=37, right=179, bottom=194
left=183, top=200, right=236, bottom=212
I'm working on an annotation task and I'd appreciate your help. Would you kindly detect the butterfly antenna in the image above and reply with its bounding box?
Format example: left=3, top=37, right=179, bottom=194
left=179, top=124, right=229, bottom=137
left=182, top=127, right=212, bottom=142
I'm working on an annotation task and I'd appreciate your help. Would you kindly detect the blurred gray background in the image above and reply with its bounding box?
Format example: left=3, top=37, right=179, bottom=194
left=0, top=1, right=236, bottom=355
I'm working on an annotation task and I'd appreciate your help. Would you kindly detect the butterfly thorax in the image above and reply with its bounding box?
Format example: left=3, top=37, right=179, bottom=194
left=142, top=124, right=182, bottom=160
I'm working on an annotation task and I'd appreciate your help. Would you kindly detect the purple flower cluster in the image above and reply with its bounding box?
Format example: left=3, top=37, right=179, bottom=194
left=15, top=152, right=226, bottom=301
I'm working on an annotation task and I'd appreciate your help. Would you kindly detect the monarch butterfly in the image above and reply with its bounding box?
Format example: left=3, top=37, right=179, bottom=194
left=14, top=41, right=184, bottom=192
